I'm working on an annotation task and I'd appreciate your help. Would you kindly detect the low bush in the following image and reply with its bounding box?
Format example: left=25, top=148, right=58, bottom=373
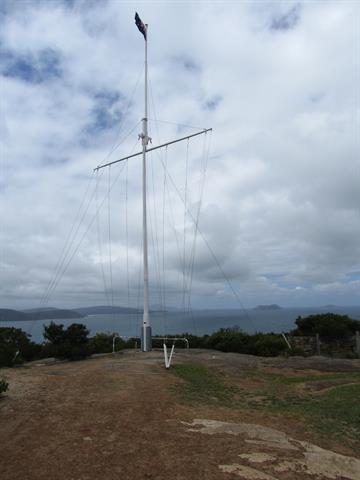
left=190, top=328, right=289, bottom=357
left=0, top=379, right=8, bottom=395
left=0, top=327, right=41, bottom=367
left=248, top=333, right=288, bottom=357
left=89, top=333, right=126, bottom=354
left=292, top=313, right=360, bottom=339
left=43, top=322, right=90, bottom=360
left=288, top=347, right=307, bottom=357
left=151, top=334, right=203, bottom=349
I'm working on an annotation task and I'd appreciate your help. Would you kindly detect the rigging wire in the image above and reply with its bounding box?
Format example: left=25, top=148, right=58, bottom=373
left=96, top=169, right=111, bottom=306
left=42, top=164, right=125, bottom=308
left=125, top=159, right=132, bottom=332
left=162, top=146, right=168, bottom=335
left=148, top=149, right=165, bottom=315
left=107, top=165, right=115, bottom=318
left=186, top=132, right=211, bottom=312
left=182, top=138, right=190, bottom=312
left=40, top=173, right=100, bottom=307
left=157, top=134, right=251, bottom=320
left=100, top=66, right=144, bottom=163
left=149, top=77, right=170, bottom=333
left=37, top=68, right=144, bottom=312
left=135, top=232, right=143, bottom=337
left=39, top=139, right=139, bottom=309
left=185, top=133, right=211, bottom=334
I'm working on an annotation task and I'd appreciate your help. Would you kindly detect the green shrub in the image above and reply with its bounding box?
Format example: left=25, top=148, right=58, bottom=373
left=43, top=322, right=66, bottom=345
left=249, top=333, right=288, bottom=357
left=206, top=328, right=251, bottom=353
left=202, top=328, right=288, bottom=357
left=89, top=333, right=126, bottom=354
left=0, top=379, right=8, bottom=395
left=292, top=313, right=360, bottom=339
left=43, top=322, right=90, bottom=360
left=151, top=334, right=207, bottom=349
left=288, top=347, right=306, bottom=357
left=0, top=327, right=41, bottom=366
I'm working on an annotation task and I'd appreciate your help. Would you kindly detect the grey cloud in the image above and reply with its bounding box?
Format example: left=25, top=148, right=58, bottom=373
left=270, top=4, right=301, bottom=31
left=204, top=95, right=222, bottom=111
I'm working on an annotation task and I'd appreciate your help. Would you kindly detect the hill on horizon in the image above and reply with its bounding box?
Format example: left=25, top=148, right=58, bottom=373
left=73, top=306, right=140, bottom=315
left=0, top=308, right=84, bottom=322
left=254, top=304, right=282, bottom=311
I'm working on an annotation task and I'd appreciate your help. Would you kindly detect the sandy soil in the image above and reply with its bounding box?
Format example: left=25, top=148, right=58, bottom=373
left=1, top=350, right=359, bottom=480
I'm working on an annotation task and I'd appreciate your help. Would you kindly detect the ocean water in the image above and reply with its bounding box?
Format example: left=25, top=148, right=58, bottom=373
left=2, top=306, right=360, bottom=343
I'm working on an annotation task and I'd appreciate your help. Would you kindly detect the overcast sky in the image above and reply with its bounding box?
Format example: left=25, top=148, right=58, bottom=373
left=1, top=0, right=359, bottom=310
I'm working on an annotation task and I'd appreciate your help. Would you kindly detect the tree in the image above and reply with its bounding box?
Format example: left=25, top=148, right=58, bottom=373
left=292, top=313, right=360, bottom=339
left=0, top=327, right=41, bottom=366
left=43, top=322, right=66, bottom=345
left=43, top=322, right=90, bottom=360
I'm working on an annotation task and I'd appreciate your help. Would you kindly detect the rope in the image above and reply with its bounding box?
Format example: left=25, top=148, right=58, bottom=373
left=148, top=149, right=164, bottom=314
left=39, top=138, right=139, bottom=309
left=186, top=132, right=211, bottom=312
left=125, top=159, right=132, bottom=332
left=101, top=65, right=144, bottom=163
left=158, top=135, right=251, bottom=320
left=162, top=146, right=168, bottom=335
left=40, top=174, right=99, bottom=307
left=107, top=165, right=115, bottom=318
left=182, top=138, right=190, bottom=312
left=96, top=169, right=110, bottom=306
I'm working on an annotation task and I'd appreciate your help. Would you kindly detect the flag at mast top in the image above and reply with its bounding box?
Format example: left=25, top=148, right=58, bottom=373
left=135, top=12, right=147, bottom=40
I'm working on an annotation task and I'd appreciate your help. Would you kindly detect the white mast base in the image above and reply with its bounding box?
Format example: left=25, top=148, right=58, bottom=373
left=141, top=325, right=152, bottom=352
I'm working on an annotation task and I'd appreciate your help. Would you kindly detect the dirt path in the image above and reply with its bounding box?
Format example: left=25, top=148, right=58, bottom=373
left=1, top=350, right=359, bottom=480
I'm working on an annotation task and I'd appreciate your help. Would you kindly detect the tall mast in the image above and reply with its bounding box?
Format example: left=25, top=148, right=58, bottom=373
left=140, top=22, right=151, bottom=351
left=94, top=14, right=212, bottom=354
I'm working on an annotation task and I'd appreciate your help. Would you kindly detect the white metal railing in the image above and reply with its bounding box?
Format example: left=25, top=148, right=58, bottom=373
left=111, top=334, right=189, bottom=368
left=154, top=337, right=189, bottom=350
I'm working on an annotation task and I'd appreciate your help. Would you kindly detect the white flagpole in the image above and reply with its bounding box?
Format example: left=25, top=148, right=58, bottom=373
left=141, top=22, right=151, bottom=352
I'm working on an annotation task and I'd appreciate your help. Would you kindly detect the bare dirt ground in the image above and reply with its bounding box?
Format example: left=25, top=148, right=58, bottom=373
left=1, top=350, right=359, bottom=480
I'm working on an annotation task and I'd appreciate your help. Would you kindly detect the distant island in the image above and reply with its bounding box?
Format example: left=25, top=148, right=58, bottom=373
left=73, top=306, right=140, bottom=315
left=0, top=308, right=85, bottom=322
left=254, top=304, right=282, bottom=311
left=0, top=305, right=143, bottom=322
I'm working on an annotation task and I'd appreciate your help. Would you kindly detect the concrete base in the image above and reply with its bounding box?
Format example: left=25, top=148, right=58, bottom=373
left=141, top=325, right=152, bottom=352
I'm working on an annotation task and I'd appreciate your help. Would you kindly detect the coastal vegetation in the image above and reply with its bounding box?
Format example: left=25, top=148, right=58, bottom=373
left=0, top=378, right=8, bottom=395
left=1, top=313, right=359, bottom=368
left=292, top=312, right=360, bottom=339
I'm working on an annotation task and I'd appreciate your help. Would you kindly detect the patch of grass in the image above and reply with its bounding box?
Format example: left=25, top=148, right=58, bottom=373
left=245, top=370, right=360, bottom=385
left=171, top=363, right=236, bottom=405
left=237, top=371, right=360, bottom=447
left=263, top=385, right=360, bottom=444
left=281, top=372, right=360, bottom=384
left=171, top=361, right=360, bottom=448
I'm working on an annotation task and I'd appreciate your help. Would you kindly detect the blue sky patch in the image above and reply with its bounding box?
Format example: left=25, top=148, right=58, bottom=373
left=82, top=89, right=124, bottom=140
left=1, top=48, right=62, bottom=83
left=346, top=272, right=360, bottom=282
